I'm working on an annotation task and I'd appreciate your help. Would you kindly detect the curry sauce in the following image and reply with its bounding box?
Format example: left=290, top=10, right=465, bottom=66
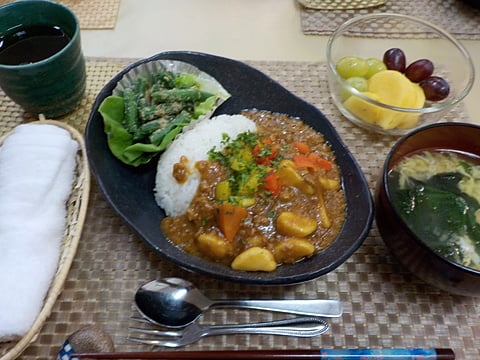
left=161, top=110, right=346, bottom=271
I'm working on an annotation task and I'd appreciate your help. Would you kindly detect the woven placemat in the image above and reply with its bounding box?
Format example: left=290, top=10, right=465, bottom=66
left=0, top=0, right=121, bottom=30
left=0, top=58, right=479, bottom=360
left=300, top=0, right=480, bottom=39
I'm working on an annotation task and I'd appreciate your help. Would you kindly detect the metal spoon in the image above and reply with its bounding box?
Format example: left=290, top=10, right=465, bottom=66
left=134, top=278, right=342, bottom=328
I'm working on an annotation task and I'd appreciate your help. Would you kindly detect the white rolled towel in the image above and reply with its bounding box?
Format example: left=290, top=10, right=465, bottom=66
left=0, top=124, right=78, bottom=341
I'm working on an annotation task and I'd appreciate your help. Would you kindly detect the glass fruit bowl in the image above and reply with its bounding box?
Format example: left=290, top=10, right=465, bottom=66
left=326, top=13, right=475, bottom=136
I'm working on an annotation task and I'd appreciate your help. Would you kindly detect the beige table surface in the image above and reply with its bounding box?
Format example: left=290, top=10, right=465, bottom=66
left=2, top=57, right=473, bottom=360
left=81, top=0, right=480, bottom=121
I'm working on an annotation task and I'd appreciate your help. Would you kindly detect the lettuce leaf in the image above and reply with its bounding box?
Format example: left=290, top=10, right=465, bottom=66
left=99, top=96, right=165, bottom=166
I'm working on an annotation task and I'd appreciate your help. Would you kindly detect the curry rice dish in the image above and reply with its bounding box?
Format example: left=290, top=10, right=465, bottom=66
left=157, top=110, right=346, bottom=272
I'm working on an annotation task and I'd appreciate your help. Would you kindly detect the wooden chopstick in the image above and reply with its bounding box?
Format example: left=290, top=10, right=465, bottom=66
left=72, top=348, right=455, bottom=359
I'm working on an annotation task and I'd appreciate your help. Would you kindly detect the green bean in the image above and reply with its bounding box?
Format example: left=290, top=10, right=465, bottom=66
left=155, top=102, right=185, bottom=117
left=134, top=77, right=149, bottom=98
left=136, top=97, right=150, bottom=121
left=154, top=70, right=177, bottom=89
left=120, top=67, right=216, bottom=149
left=138, top=105, right=159, bottom=122
left=132, top=119, right=167, bottom=141
left=138, top=101, right=185, bottom=122
left=156, top=125, right=183, bottom=149
left=151, top=88, right=214, bottom=104
left=122, top=87, right=139, bottom=133
left=150, top=83, right=165, bottom=93
left=150, top=111, right=191, bottom=146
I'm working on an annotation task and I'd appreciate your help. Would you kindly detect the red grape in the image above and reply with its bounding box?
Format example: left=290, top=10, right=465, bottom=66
left=383, top=48, right=406, bottom=72
left=419, top=76, right=450, bottom=101
left=405, top=59, right=434, bottom=83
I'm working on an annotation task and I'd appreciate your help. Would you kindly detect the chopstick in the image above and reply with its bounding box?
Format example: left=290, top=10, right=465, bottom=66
left=72, top=348, right=455, bottom=359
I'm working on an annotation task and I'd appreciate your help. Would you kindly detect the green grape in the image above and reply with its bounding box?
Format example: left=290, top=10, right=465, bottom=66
left=346, top=76, right=368, bottom=91
left=340, top=76, right=368, bottom=100
left=365, top=58, right=387, bottom=79
left=336, top=56, right=368, bottom=79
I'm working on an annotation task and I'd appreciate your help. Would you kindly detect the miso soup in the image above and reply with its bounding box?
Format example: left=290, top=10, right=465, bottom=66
left=388, top=150, right=480, bottom=271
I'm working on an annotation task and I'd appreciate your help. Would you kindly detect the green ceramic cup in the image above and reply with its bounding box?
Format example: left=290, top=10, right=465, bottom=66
left=0, top=0, right=86, bottom=117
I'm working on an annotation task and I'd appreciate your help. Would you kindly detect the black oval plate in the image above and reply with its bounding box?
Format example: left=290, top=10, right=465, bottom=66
left=85, top=51, right=374, bottom=285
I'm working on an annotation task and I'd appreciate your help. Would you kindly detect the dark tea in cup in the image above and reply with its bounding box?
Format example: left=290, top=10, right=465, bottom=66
left=0, top=0, right=86, bottom=118
left=0, top=24, right=71, bottom=65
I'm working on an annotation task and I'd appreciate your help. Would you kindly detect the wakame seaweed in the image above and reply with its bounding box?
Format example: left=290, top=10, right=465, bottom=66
left=390, top=170, right=480, bottom=266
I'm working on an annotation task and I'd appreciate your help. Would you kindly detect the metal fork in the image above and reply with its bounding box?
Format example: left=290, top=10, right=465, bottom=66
left=128, top=317, right=329, bottom=348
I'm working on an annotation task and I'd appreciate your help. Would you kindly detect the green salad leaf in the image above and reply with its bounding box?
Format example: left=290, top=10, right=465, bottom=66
left=99, top=96, right=165, bottom=166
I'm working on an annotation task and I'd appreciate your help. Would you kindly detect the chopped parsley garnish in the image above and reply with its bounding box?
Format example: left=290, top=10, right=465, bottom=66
left=208, top=131, right=282, bottom=204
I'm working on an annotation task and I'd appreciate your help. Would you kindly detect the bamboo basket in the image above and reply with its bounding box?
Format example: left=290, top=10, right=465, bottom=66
left=0, top=119, right=91, bottom=360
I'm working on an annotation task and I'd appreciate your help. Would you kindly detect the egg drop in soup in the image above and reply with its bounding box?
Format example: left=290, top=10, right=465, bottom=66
left=389, top=150, right=480, bottom=271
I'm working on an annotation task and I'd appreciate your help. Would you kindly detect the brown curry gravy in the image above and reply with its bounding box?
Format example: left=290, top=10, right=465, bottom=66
left=161, top=110, right=346, bottom=267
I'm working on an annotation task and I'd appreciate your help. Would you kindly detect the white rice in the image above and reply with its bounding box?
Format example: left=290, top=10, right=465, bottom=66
left=154, top=114, right=257, bottom=216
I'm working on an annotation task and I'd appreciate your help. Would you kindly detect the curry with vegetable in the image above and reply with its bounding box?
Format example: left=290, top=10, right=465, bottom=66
left=161, top=110, right=346, bottom=271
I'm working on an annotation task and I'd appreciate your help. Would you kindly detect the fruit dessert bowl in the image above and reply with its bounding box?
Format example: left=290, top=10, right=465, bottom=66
left=326, top=13, right=475, bottom=136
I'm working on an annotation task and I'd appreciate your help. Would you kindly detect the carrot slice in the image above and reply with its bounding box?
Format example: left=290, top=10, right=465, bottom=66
left=292, top=141, right=310, bottom=154
left=293, top=155, right=317, bottom=171
left=308, top=153, right=333, bottom=171
left=217, top=203, right=248, bottom=242
left=253, top=138, right=279, bottom=166
left=264, top=171, right=281, bottom=196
